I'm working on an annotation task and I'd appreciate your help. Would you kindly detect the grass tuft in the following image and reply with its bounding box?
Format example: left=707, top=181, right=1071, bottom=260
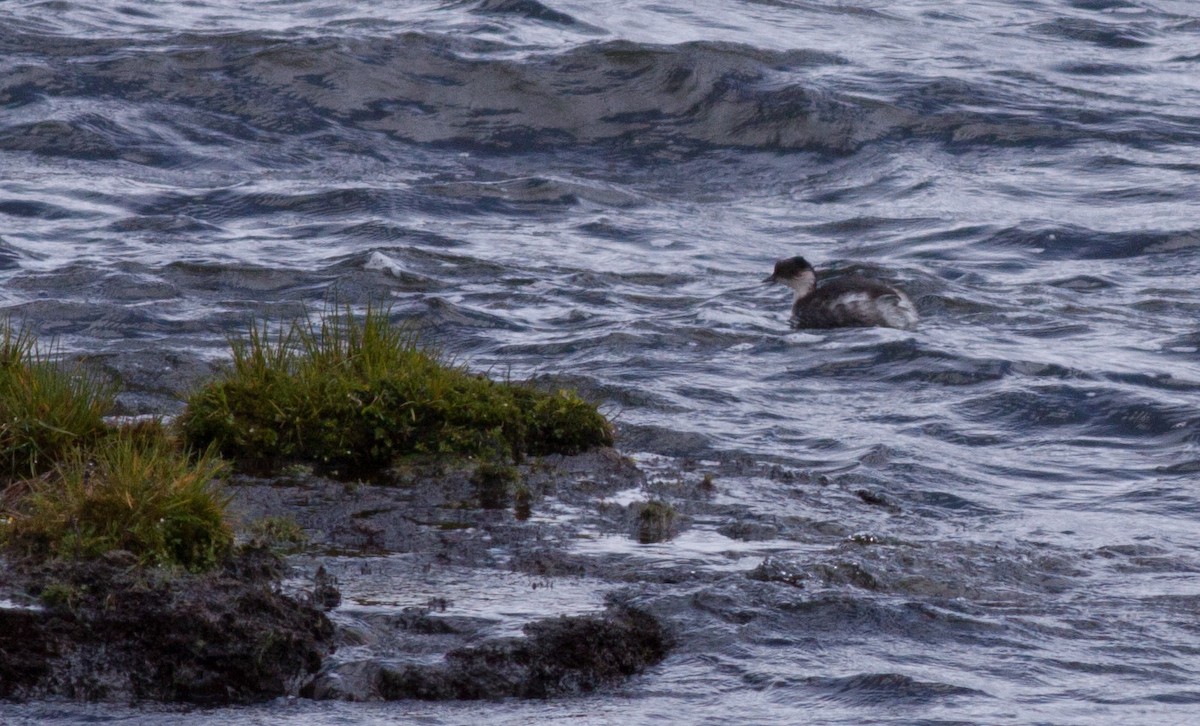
left=634, top=499, right=678, bottom=544
left=178, top=306, right=613, bottom=477
left=0, top=323, right=113, bottom=480
left=1, top=431, right=232, bottom=571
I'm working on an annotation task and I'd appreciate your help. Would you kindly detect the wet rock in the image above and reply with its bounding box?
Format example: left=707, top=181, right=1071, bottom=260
left=366, top=606, right=669, bottom=700
left=472, top=462, right=519, bottom=509
left=82, top=347, right=222, bottom=417
left=718, top=521, right=779, bottom=541
left=855, top=488, right=901, bottom=512
left=748, top=556, right=879, bottom=591
left=748, top=556, right=808, bottom=588
left=0, top=549, right=334, bottom=703
left=226, top=447, right=647, bottom=559
left=509, top=548, right=589, bottom=577
left=811, top=561, right=881, bottom=590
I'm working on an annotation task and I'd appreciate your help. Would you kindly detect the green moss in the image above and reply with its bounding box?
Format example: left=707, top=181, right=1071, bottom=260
left=178, top=306, right=613, bottom=478
left=246, top=515, right=308, bottom=554
left=1, top=430, right=232, bottom=571
left=0, top=323, right=113, bottom=480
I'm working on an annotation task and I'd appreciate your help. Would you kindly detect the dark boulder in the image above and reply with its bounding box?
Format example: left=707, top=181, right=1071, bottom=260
left=0, top=548, right=334, bottom=703
left=375, top=606, right=669, bottom=700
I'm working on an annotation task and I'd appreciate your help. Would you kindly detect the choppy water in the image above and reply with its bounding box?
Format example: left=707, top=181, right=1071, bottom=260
left=4, top=0, right=1200, bottom=723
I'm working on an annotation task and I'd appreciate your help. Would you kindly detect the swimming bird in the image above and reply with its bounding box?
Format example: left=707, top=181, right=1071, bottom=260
left=763, top=256, right=918, bottom=330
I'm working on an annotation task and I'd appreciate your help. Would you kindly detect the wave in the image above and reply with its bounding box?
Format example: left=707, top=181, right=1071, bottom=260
left=469, top=0, right=584, bottom=27
left=6, top=27, right=1192, bottom=159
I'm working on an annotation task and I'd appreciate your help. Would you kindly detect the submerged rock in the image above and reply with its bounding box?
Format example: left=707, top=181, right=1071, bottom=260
left=0, top=548, right=334, bottom=704
left=306, top=606, right=670, bottom=701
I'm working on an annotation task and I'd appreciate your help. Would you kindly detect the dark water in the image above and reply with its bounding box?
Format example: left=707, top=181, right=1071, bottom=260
left=4, top=0, right=1200, bottom=722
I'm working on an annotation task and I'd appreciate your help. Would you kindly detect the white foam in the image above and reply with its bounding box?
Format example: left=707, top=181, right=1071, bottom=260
left=0, top=598, right=44, bottom=612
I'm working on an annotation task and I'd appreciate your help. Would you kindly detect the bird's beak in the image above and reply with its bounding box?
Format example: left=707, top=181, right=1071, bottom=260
left=762, top=274, right=776, bottom=284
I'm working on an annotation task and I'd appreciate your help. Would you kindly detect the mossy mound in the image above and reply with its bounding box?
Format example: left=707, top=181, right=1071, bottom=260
left=178, top=308, right=613, bottom=478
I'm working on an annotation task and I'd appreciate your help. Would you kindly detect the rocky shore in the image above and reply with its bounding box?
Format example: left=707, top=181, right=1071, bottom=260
left=0, top=548, right=332, bottom=703
left=0, top=316, right=684, bottom=705
left=0, top=448, right=676, bottom=704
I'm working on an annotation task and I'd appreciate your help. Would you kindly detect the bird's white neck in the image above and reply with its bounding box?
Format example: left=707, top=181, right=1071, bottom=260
left=784, top=269, right=816, bottom=301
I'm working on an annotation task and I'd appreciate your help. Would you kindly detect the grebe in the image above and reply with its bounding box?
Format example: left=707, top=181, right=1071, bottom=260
left=764, top=256, right=918, bottom=330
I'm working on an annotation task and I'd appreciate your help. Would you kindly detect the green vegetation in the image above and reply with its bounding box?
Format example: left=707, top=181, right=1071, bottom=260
left=178, top=306, right=613, bottom=478
left=634, top=499, right=678, bottom=544
left=2, top=431, right=232, bottom=571
left=0, top=323, right=231, bottom=572
left=0, top=308, right=611, bottom=572
left=0, top=323, right=113, bottom=481
left=247, top=515, right=308, bottom=554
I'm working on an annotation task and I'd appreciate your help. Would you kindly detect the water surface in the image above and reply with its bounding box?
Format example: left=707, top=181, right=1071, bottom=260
left=3, top=0, right=1200, bottom=723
